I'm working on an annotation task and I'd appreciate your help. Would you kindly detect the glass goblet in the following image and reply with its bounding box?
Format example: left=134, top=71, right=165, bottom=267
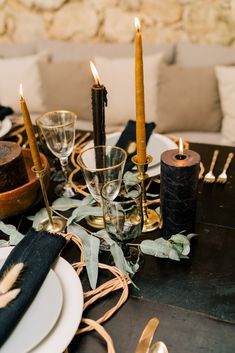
left=77, top=145, right=127, bottom=228
left=101, top=180, right=143, bottom=268
left=36, top=110, right=77, bottom=198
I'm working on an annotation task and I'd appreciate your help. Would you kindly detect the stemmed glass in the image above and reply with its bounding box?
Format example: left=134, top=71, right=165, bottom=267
left=77, top=145, right=127, bottom=228
left=101, top=179, right=143, bottom=267
left=36, top=110, right=77, bottom=198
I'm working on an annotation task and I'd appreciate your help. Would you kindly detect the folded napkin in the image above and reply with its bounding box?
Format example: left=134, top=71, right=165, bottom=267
left=0, top=228, right=67, bottom=347
left=0, top=105, right=14, bottom=121
left=116, top=120, right=156, bottom=172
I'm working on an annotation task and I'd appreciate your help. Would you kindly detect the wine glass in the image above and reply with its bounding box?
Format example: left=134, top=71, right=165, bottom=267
left=77, top=145, right=127, bottom=228
left=101, top=179, right=143, bottom=267
left=36, top=110, right=76, bottom=198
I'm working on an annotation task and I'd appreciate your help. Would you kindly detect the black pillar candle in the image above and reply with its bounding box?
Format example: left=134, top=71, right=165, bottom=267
left=160, top=148, right=200, bottom=238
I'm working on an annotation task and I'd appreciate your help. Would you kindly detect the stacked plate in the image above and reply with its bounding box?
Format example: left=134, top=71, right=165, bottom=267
left=0, top=247, right=83, bottom=353
left=85, top=132, right=178, bottom=177
left=0, top=117, right=12, bottom=138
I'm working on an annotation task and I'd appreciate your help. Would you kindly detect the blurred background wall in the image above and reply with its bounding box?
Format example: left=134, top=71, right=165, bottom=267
left=0, top=0, right=235, bottom=45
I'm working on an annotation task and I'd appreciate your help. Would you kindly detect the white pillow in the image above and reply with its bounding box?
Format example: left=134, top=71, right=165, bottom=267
left=215, top=66, right=235, bottom=144
left=0, top=53, right=46, bottom=113
left=94, top=53, right=163, bottom=125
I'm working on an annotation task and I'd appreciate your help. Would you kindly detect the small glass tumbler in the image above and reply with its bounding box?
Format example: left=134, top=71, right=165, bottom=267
left=101, top=180, right=143, bottom=266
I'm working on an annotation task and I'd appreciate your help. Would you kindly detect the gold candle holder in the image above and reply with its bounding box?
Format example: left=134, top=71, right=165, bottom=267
left=132, top=155, right=160, bottom=233
left=32, top=167, right=66, bottom=233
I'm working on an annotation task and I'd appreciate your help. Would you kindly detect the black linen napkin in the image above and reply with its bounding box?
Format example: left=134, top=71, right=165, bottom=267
left=115, top=120, right=156, bottom=172
left=0, top=228, right=67, bottom=347
left=0, top=105, right=14, bottom=121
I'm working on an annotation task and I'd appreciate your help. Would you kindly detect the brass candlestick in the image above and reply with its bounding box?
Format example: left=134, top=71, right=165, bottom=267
left=132, top=155, right=160, bottom=232
left=32, top=166, right=66, bottom=233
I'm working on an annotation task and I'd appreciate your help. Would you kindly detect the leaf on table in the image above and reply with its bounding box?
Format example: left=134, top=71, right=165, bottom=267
left=187, top=233, right=198, bottom=240
left=30, top=208, right=49, bottom=231
left=155, top=207, right=160, bottom=216
left=97, top=230, right=135, bottom=276
left=68, top=224, right=100, bottom=290
left=0, top=240, right=9, bottom=247
left=67, top=205, right=103, bottom=226
left=0, top=221, right=24, bottom=246
left=80, top=194, right=96, bottom=206
left=140, top=238, right=179, bottom=260
left=152, top=238, right=173, bottom=258
left=123, top=171, right=139, bottom=185
left=169, top=234, right=190, bottom=256
left=146, top=192, right=160, bottom=198
left=52, top=197, right=83, bottom=210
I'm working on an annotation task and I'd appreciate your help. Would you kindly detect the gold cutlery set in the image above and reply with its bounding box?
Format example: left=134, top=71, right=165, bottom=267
left=203, top=150, right=234, bottom=184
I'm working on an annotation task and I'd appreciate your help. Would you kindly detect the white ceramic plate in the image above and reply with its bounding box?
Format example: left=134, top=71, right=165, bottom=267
left=0, top=247, right=83, bottom=353
left=85, top=132, right=177, bottom=177
left=0, top=117, right=12, bottom=138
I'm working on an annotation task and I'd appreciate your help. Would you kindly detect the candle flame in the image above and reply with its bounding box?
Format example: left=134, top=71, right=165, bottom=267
left=19, top=83, right=23, bottom=97
left=135, top=17, right=141, bottom=31
left=179, top=137, right=184, bottom=155
left=90, top=61, right=101, bottom=85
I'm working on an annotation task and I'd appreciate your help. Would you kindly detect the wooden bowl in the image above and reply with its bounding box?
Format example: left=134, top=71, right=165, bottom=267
left=0, top=149, right=50, bottom=220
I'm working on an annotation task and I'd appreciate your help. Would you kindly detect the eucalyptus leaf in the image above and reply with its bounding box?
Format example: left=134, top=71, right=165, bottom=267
left=0, top=221, right=24, bottom=245
left=155, top=207, right=160, bottom=216
left=0, top=239, right=9, bottom=247
left=52, top=197, right=83, bottom=210
left=68, top=224, right=100, bottom=290
left=97, top=230, right=134, bottom=276
left=30, top=208, right=49, bottom=231
left=125, top=190, right=139, bottom=199
left=140, top=239, right=158, bottom=257
left=187, top=233, right=198, bottom=240
left=146, top=192, right=160, bottom=198
left=81, top=194, right=96, bottom=206
left=169, top=233, right=191, bottom=256
left=170, top=233, right=190, bottom=245
left=169, top=249, right=180, bottom=261
left=123, top=171, right=139, bottom=185
left=67, top=205, right=103, bottom=225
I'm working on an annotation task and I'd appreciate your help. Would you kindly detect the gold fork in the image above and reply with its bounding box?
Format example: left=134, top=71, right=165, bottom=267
left=216, top=152, right=234, bottom=184
left=203, top=149, right=219, bottom=183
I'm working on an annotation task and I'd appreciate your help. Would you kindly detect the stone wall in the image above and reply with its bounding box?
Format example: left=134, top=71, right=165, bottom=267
left=0, top=0, right=235, bottom=45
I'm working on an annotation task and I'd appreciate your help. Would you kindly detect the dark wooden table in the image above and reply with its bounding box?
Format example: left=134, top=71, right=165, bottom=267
left=67, top=142, right=235, bottom=353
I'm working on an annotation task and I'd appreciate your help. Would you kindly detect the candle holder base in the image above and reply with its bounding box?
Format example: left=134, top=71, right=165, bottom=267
left=38, top=216, right=66, bottom=233
left=86, top=215, right=104, bottom=229
left=132, top=154, right=160, bottom=233
left=142, top=208, right=160, bottom=233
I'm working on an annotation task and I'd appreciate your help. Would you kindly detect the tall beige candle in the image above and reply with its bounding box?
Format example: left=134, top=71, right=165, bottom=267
left=19, top=84, right=43, bottom=172
left=135, top=17, right=147, bottom=164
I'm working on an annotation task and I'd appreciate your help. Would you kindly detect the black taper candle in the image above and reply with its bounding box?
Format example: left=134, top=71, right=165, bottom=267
left=91, top=84, right=107, bottom=147
left=160, top=149, right=200, bottom=238
left=90, top=61, right=107, bottom=169
left=91, top=84, right=107, bottom=169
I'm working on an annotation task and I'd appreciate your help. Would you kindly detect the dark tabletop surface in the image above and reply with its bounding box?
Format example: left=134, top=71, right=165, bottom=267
left=1, top=140, right=235, bottom=353
left=67, top=142, right=235, bottom=353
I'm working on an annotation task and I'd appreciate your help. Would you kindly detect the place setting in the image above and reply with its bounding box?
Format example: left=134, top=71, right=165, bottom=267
left=0, top=15, right=234, bottom=353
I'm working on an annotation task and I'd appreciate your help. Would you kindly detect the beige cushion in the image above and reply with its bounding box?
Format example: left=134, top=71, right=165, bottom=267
left=36, top=39, right=175, bottom=64
left=0, top=54, right=46, bottom=113
left=156, top=63, right=222, bottom=133
left=39, top=61, right=93, bottom=121
left=176, top=42, right=235, bottom=66
left=215, top=66, right=235, bottom=144
left=94, top=53, right=163, bottom=125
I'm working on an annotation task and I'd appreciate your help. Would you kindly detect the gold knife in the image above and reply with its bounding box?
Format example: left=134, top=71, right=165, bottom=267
left=135, top=318, right=160, bottom=353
